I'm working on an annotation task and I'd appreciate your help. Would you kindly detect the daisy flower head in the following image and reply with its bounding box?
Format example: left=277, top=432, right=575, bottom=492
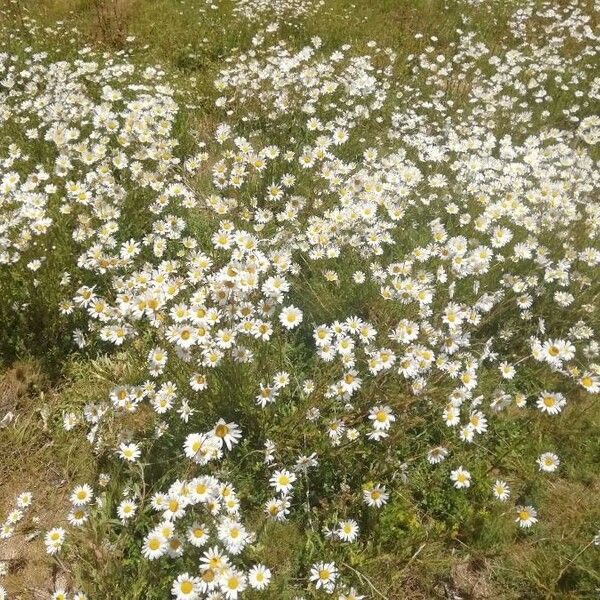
left=142, top=531, right=168, bottom=560
left=368, top=405, right=395, bottom=431
left=219, top=567, right=247, bottom=599
left=515, top=505, right=538, bottom=528
left=163, top=495, right=187, bottom=521
left=248, top=564, right=271, bottom=590
left=492, top=479, right=510, bottom=501
left=187, top=522, right=209, bottom=547
left=537, top=452, right=560, bottom=473
left=200, top=545, right=230, bottom=575
left=363, top=483, right=389, bottom=508
left=118, top=442, right=141, bottom=462
left=212, top=419, right=242, bottom=451
left=542, top=339, right=575, bottom=364
left=450, top=466, right=471, bottom=489
left=218, top=518, right=249, bottom=554
left=16, top=492, right=33, bottom=509
left=273, top=371, right=290, bottom=388
left=295, top=452, right=319, bottom=471
left=44, top=527, right=66, bottom=555
left=155, top=520, right=176, bottom=541
left=171, top=572, right=201, bottom=599
left=353, top=271, right=366, bottom=284
left=279, top=305, right=303, bottom=329
left=70, top=483, right=93, bottom=506
left=337, top=519, right=359, bottom=542
left=264, top=497, right=290, bottom=521
left=536, top=391, right=566, bottom=415
left=499, top=362, right=516, bottom=379
left=184, top=432, right=209, bottom=461
left=427, top=446, right=449, bottom=464
left=167, top=535, right=185, bottom=558
left=117, top=499, right=137, bottom=521
left=5, top=509, right=23, bottom=525
left=514, top=393, right=527, bottom=408
left=579, top=373, right=600, bottom=393
left=310, top=561, right=338, bottom=592
left=270, top=469, right=297, bottom=494
left=189, top=372, right=208, bottom=391
left=67, top=508, right=89, bottom=527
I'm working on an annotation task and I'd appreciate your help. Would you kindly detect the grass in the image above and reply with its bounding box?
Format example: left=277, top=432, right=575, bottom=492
left=0, top=0, right=599, bottom=598
left=2, top=354, right=598, bottom=596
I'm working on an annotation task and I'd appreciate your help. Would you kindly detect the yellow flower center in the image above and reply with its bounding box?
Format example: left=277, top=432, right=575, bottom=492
left=148, top=538, right=161, bottom=551
left=180, top=581, right=193, bottom=594
left=215, top=424, right=229, bottom=438
left=228, top=577, right=239, bottom=589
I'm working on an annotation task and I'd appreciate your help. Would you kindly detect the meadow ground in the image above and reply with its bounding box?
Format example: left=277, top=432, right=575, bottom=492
left=0, top=0, right=599, bottom=598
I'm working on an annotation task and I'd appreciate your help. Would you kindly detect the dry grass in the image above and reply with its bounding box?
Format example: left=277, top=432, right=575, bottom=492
left=89, top=0, right=136, bottom=47
left=0, top=362, right=95, bottom=598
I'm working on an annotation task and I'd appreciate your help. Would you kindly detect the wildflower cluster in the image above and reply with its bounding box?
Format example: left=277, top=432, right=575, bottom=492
left=0, top=492, right=32, bottom=541
left=1, top=0, right=599, bottom=597
left=232, top=0, right=324, bottom=22
left=0, top=47, right=177, bottom=268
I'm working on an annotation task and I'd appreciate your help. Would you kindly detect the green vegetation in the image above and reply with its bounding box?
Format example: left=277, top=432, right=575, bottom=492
left=0, top=0, right=599, bottom=598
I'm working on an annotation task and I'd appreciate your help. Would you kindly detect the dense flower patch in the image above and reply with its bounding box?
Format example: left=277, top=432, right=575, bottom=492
left=1, top=0, right=599, bottom=598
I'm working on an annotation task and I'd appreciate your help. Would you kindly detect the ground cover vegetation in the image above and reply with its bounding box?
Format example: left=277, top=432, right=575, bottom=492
left=0, top=0, right=599, bottom=598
